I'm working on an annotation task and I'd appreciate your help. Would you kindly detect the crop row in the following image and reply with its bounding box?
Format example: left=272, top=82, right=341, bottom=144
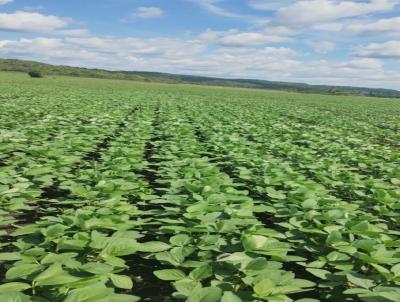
left=1, top=74, right=400, bottom=302
left=183, top=102, right=400, bottom=302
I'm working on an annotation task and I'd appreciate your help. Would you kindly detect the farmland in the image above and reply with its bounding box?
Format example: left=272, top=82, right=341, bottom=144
left=0, top=72, right=399, bottom=302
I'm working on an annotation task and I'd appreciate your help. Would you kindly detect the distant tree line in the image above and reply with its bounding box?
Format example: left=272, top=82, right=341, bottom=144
left=1, top=58, right=399, bottom=98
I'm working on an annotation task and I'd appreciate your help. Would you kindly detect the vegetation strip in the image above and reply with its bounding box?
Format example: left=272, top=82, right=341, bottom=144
left=0, top=72, right=399, bottom=302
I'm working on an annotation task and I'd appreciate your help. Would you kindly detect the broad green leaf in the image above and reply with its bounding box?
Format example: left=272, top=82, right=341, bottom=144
left=170, top=234, right=191, bottom=246
left=221, top=291, right=242, bottom=302
left=0, top=282, right=31, bottom=293
left=242, top=235, right=289, bottom=254
left=33, top=263, right=80, bottom=286
left=41, top=252, right=80, bottom=269
left=371, top=263, right=391, bottom=280
left=326, top=231, right=342, bottom=245
left=217, top=252, right=252, bottom=263
left=391, top=263, right=400, bottom=276
left=106, top=294, right=140, bottom=302
left=292, top=279, right=315, bottom=288
left=25, top=167, right=52, bottom=176
left=189, top=265, right=213, bottom=281
left=245, top=258, right=278, bottom=276
left=0, top=253, right=21, bottom=261
left=102, top=239, right=139, bottom=256
left=254, top=279, right=274, bottom=297
left=81, top=262, right=114, bottom=275
left=137, top=241, right=171, bottom=253
left=0, top=292, right=32, bottom=302
left=306, top=268, right=330, bottom=280
left=101, top=255, right=126, bottom=267
left=6, top=264, right=42, bottom=280
left=174, top=279, right=201, bottom=296
left=11, top=225, right=39, bottom=237
left=346, top=273, right=375, bottom=289
left=187, top=287, right=222, bottom=302
left=266, top=187, right=286, bottom=200
left=109, top=274, right=133, bottom=289
left=301, top=199, right=318, bottom=209
left=377, top=291, right=400, bottom=302
left=43, top=224, right=67, bottom=239
left=154, top=269, right=186, bottom=281
left=57, top=239, right=87, bottom=251
left=64, top=285, right=113, bottom=302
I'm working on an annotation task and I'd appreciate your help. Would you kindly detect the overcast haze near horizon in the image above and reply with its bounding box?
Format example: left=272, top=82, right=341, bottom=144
left=0, top=0, right=399, bottom=89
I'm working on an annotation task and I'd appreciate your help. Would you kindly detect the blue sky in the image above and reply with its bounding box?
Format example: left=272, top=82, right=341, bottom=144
left=0, top=0, right=399, bottom=89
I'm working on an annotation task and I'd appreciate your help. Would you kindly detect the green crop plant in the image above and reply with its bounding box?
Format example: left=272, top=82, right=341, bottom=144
left=0, top=72, right=399, bottom=302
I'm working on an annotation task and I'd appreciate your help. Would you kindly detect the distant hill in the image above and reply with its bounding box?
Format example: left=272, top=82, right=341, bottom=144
left=1, top=58, right=399, bottom=98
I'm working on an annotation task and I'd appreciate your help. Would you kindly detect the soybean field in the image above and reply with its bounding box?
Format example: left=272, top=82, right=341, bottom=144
left=0, top=72, right=400, bottom=302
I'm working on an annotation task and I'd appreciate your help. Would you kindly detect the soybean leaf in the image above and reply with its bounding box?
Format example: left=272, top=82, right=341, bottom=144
left=346, top=273, right=375, bottom=289
left=109, top=274, right=133, bottom=290
left=137, top=241, right=171, bottom=252
left=154, top=269, right=186, bottom=281
left=0, top=292, right=32, bottom=302
left=187, top=287, right=222, bottom=302
left=221, top=291, right=242, bottom=302
left=0, top=283, right=31, bottom=293
left=34, top=263, right=81, bottom=286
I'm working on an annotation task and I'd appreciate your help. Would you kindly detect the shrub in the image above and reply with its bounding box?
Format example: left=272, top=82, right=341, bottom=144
left=28, top=71, right=43, bottom=78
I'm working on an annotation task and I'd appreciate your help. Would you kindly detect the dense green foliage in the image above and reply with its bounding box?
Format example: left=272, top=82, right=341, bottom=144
left=1, top=58, right=400, bottom=98
left=0, top=72, right=399, bottom=302
left=28, top=71, right=43, bottom=78
left=0, top=59, right=173, bottom=83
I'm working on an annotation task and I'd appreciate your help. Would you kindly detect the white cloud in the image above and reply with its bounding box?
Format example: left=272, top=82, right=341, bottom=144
left=307, top=41, right=336, bottom=53
left=356, top=40, right=400, bottom=58
left=0, top=11, right=67, bottom=33
left=64, top=36, right=206, bottom=59
left=298, top=59, right=398, bottom=86
left=249, top=0, right=295, bottom=11
left=220, top=32, right=289, bottom=45
left=0, top=38, right=98, bottom=62
left=277, top=0, right=398, bottom=26
left=57, top=29, right=90, bottom=37
left=188, top=0, right=243, bottom=18
left=314, top=22, right=346, bottom=31
left=0, top=11, right=88, bottom=36
left=130, top=7, right=163, bottom=19
left=1, top=34, right=398, bottom=89
left=0, top=1, right=399, bottom=90
left=345, top=17, right=400, bottom=35
left=313, top=16, right=400, bottom=36
left=199, top=29, right=291, bottom=46
left=346, top=58, right=384, bottom=69
left=0, top=35, right=296, bottom=76
left=0, top=0, right=13, bottom=5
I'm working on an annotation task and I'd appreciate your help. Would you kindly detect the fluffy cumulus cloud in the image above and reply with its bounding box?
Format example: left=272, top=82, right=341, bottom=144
left=1, top=33, right=399, bottom=89
left=276, top=0, right=397, bottom=26
left=249, top=0, right=296, bottom=11
left=0, top=35, right=297, bottom=76
left=0, top=36, right=206, bottom=69
left=199, top=29, right=291, bottom=46
left=188, top=0, right=244, bottom=18
left=130, top=7, right=163, bottom=19
left=344, top=17, right=400, bottom=35
left=0, top=1, right=399, bottom=89
left=356, top=41, right=400, bottom=58
left=0, top=11, right=67, bottom=32
left=248, top=0, right=400, bottom=38
left=306, top=41, right=336, bottom=53
left=0, top=11, right=87, bottom=36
